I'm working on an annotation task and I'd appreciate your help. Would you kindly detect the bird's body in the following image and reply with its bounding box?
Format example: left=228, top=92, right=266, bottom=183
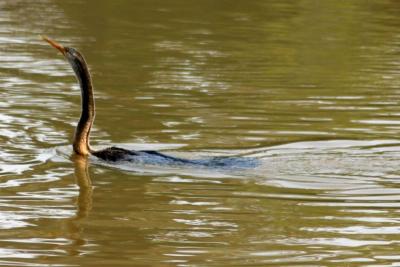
left=43, top=36, right=257, bottom=169
left=92, top=146, right=194, bottom=164
left=92, top=146, right=257, bottom=169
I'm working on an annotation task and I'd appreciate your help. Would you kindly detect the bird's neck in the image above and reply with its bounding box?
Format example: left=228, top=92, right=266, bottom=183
left=73, top=60, right=95, bottom=156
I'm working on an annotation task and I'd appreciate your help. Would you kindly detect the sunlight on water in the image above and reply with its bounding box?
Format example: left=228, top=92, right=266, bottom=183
left=2, top=0, right=400, bottom=266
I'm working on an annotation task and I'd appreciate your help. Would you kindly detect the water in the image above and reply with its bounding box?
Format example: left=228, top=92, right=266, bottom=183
left=1, top=0, right=400, bottom=265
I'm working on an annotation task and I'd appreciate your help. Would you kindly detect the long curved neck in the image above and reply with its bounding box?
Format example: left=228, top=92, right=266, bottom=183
left=71, top=56, right=95, bottom=156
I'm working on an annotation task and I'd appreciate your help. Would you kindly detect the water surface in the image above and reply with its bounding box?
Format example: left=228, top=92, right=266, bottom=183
left=1, top=0, right=400, bottom=266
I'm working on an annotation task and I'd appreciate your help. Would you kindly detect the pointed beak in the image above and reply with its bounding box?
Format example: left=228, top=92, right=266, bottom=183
left=42, top=36, right=67, bottom=56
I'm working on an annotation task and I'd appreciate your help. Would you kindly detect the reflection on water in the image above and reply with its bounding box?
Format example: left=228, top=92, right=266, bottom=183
left=73, top=155, right=92, bottom=219
left=2, top=0, right=400, bottom=266
left=0, top=157, right=94, bottom=266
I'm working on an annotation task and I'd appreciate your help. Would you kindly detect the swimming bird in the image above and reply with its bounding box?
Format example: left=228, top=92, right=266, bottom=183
left=43, top=36, right=257, bottom=168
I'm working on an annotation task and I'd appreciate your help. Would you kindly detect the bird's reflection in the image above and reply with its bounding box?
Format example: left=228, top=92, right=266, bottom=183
left=65, top=155, right=93, bottom=255
left=73, top=154, right=93, bottom=218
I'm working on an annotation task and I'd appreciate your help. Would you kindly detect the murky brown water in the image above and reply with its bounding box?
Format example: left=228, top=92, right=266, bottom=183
left=2, top=0, right=400, bottom=266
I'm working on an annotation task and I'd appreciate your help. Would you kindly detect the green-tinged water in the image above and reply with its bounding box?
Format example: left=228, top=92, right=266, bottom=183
left=2, top=0, right=400, bottom=266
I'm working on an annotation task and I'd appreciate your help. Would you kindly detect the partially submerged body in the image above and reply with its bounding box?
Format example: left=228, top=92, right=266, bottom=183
left=93, top=146, right=259, bottom=169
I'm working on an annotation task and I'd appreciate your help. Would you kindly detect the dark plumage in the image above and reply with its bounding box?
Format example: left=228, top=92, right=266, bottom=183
left=92, top=147, right=139, bottom=162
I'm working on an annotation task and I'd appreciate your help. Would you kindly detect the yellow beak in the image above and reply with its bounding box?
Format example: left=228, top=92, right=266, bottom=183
left=42, top=36, right=66, bottom=56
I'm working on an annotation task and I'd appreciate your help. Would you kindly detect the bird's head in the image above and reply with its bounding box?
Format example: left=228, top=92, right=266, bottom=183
left=42, top=36, right=90, bottom=86
left=42, top=36, right=85, bottom=62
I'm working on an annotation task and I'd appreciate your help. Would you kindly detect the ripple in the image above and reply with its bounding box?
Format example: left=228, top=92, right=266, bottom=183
left=2, top=0, right=400, bottom=266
